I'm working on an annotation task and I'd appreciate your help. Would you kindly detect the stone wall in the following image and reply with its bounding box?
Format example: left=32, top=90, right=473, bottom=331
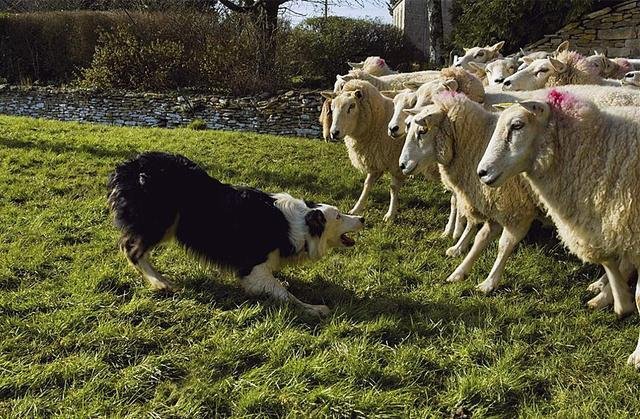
left=0, top=85, right=324, bottom=138
left=525, top=0, right=640, bottom=57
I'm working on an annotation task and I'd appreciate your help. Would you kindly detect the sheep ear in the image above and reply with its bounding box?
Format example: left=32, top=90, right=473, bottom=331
left=442, top=79, right=459, bottom=92
left=403, top=81, right=422, bottom=90
left=555, top=41, right=570, bottom=55
left=491, top=41, right=505, bottom=52
left=321, top=91, right=337, bottom=99
left=491, top=102, right=515, bottom=110
left=548, top=57, right=567, bottom=73
left=354, top=90, right=363, bottom=99
left=348, top=61, right=364, bottom=69
left=518, top=100, right=548, bottom=118
left=463, top=47, right=470, bottom=53
left=336, top=74, right=345, bottom=81
left=305, top=209, right=326, bottom=237
left=380, top=90, right=398, bottom=99
left=522, top=57, right=534, bottom=64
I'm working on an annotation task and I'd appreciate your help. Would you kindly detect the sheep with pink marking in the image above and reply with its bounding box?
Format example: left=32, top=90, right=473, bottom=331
left=399, top=89, right=538, bottom=293
left=347, top=56, right=397, bottom=77
left=477, top=89, right=640, bottom=368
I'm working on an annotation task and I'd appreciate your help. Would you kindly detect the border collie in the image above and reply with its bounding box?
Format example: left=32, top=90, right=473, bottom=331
left=107, top=152, right=364, bottom=316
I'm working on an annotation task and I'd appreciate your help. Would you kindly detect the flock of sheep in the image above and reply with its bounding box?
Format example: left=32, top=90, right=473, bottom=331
left=318, top=41, right=640, bottom=368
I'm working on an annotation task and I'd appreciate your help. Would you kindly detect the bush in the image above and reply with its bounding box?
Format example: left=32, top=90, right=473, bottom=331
left=449, top=0, right=593, bottom=55
left=287, top=17, right=424, bottom=86
left=187, top=119, right=207, bottom=130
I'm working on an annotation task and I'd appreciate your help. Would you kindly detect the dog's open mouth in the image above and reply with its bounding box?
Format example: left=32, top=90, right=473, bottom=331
left=340, top=233, right=356, bottom=247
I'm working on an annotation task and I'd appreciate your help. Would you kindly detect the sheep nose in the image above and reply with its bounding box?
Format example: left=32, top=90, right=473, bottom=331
left=359, top=216, right=365, bottom=224
left=494, top=78, right=504, bottom=84
left=477, top=168, right=488, bottom=178
left=390, top=125, right=399, bottom=133
left=331, top=130, right=340, bottom=139
left=625, top=72, right=634, bottom=78
left=503, top=80, right=511, bottom=87
left=399, top=162, right=406, bottom=170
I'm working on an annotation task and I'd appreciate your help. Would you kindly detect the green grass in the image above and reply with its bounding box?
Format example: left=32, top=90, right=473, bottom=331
left=0, top=115, right=639, bottom=418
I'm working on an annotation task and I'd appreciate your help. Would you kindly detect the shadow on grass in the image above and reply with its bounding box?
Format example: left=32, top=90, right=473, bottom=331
left=0, top=136, right=138, bottom=160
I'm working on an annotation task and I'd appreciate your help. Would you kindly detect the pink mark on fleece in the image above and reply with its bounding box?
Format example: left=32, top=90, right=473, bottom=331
left=616, top=58, right=632, bottom=73
left=377, top=58, right=386, bottom=67
left=547, top=89, right=588, bottom=120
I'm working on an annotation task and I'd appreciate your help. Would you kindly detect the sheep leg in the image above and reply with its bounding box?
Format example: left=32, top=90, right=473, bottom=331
left=446, top=221, right=501, bottom=283
left=350, top=171, right=382, bottom=215
left=476, top=221, right=530, bottom=294
left=601, top=259, right=635, bottom=318
left=446, top=221, right=477, bottom=257
left=383, top=175, right=403, bottom=222
left=442, top=194, right=457, bottom=238
left=588, top=258, right=634, bottom=310
left=452, top=208, right=466, bottom=241
left=627, top=279, right=640, bottom=368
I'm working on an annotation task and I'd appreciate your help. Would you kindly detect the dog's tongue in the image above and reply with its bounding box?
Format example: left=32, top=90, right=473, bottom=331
left=340, top=234, right=355, bottom=247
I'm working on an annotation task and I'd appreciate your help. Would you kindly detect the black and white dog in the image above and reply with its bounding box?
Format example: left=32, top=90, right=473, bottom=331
left=107, top=152, right=364, bottom=316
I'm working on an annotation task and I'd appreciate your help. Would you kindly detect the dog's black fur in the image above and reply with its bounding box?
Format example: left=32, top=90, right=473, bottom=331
left=108, top=152, right=309, bottom=276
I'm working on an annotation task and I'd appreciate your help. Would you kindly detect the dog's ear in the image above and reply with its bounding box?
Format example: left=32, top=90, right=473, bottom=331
left=305, top=209, right=326, bottom=237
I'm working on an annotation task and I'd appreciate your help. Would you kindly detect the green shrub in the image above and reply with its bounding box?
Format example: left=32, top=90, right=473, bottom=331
left=82, top=27, right=186, bottom=90
left=187, top=119, right=207, bottom=130
left=449, top=0, right=593, bottom=54
left=287, top=17, right=424, bottom=85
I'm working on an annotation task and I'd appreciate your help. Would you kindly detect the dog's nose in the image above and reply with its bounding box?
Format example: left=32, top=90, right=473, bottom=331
left=390, top=125, right=399, bottom=133
left=359, top=216, right=365, bottom=224
left=477, top=168, right=488, bottom=178
left=494, top=78, right=504, bottom=84
left=503, top=80, right=511, bottom=87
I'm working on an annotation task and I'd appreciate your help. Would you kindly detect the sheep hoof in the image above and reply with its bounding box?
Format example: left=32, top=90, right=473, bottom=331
left=586, top=291, right=612, bottom=310
left=475, top=281, right=496, bottom=294
left=627, top=350, right=640, bottom=369
left=446, top=272, right=465, bottom=283
left=587, top=279, right=605, bottom=293
left=446, top=246, right=462, bottom=257
left=614, top=300, right=636, bottom=319
left=383, top=212, right=395, bottom=223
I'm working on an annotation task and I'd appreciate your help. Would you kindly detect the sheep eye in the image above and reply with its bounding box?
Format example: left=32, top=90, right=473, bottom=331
left=511, top=121, right=524, bottom=130
left=476, top=51, right=484, bottom=57
left=336, top=213, right=341, bottom=220
left=536, top=68, right=549, bottom=75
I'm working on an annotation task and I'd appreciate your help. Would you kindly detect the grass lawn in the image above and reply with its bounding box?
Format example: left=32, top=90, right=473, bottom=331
left=1, top=115, right=640, bottom=417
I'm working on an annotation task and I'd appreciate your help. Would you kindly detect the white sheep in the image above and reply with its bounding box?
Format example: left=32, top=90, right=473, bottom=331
left=622, top=71, right=640, bottom=89
left=476, top=90, right=640, bottom=367
left=321, top=80, right=407, bottom=222
left=399, top=90, right=538, bottom=293
left=468, top=57, right=519, bottom=86
left=337, top=68, right=442, bottom=91
left=586, top=51, right=633, bottom=79
left=347, top=56, right=397, bottom=76
left=455, top=41, right=505, bottom=70
left=502, top=48, right=622, bottom=91
left=483, top=84, right=640, bottom=108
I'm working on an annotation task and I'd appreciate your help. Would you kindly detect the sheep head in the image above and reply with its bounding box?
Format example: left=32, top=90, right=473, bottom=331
left=478, top=101, right=550, bottom=187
